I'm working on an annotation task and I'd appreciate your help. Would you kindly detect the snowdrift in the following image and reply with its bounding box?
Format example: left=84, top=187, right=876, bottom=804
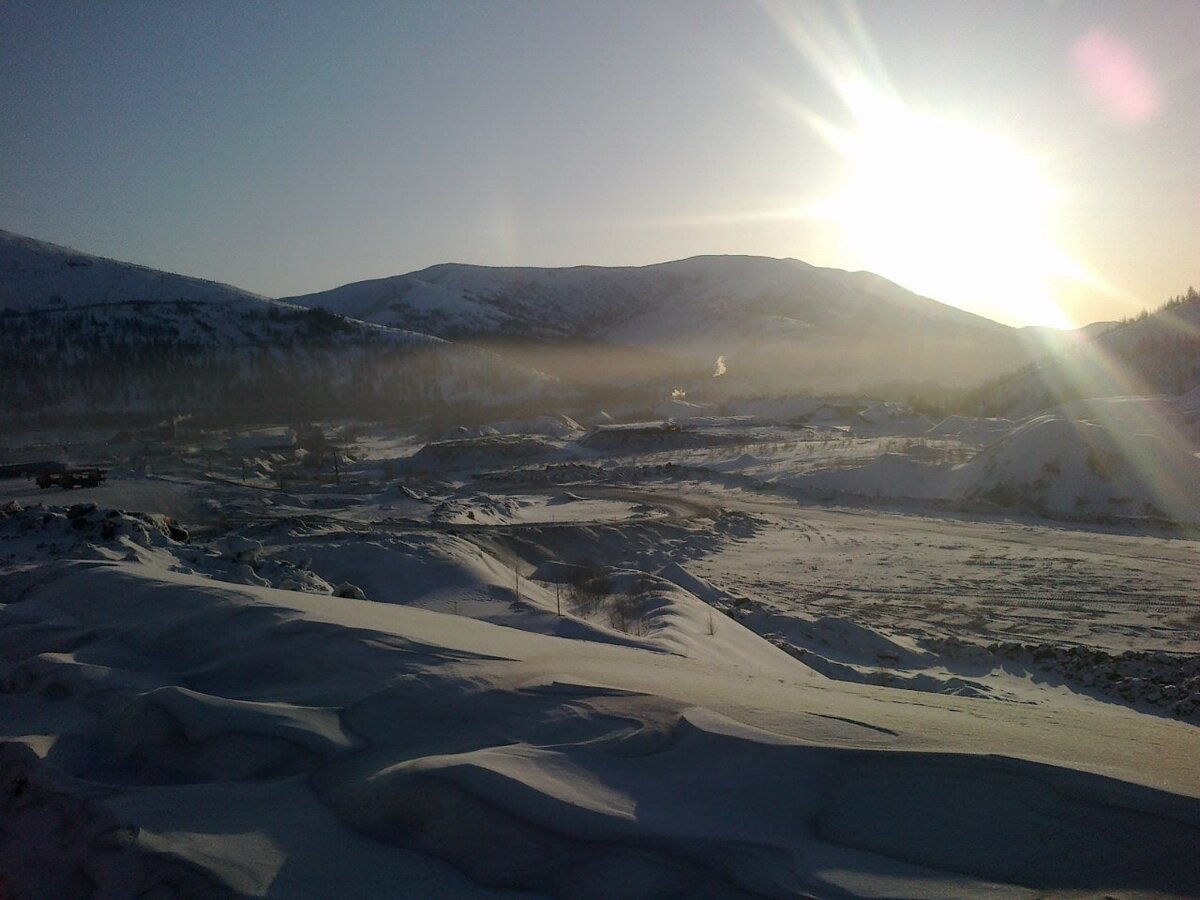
left=3, top=551, right=1199, bottom=897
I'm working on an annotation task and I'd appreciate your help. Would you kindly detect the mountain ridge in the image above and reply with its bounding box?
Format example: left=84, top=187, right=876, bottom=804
left=0, top=228, right=274, bottom=311
left=289, top=253, right=1012, bottom=336
left=283, top=253, right=1057, bottom=392
left=3, top=227, right=1127, bottom=419
left=0, top=229, right=558, bottom=423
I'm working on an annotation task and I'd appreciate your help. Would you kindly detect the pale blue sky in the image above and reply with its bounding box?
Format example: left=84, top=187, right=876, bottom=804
left=2, top=1, right=1197, bottom=325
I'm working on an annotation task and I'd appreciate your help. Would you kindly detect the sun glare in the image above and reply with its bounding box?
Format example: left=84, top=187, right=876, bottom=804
left=751, top=1, right=1095, bottom=329
left=831, top=98, right=1070, bottom=327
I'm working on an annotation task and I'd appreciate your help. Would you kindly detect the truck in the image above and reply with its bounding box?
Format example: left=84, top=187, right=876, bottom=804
left=0, top=461, right=66, bottom=480
left=36, top=467, right=107, bottom=490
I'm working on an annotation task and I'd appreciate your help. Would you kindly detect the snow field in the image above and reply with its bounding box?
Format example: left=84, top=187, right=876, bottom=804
left=4, top=557, right=1199, bottom=897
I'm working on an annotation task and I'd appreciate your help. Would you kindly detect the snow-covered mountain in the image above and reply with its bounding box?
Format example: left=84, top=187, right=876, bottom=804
left=0, top=230, right=279, bottom=313
left=3, top=228, right=1119, bottom=421
left=284, top=256, right=1077, bottom=392
left=971, top=294, right=1200, bottom=416
left=0, top=231, right=556, bottom=422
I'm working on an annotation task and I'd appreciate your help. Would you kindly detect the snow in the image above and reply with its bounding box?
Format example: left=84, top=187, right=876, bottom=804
left=712, top=395, right=1200, bottom=524
left=926, top=413, right=1014, bottom=442
left=4, top=537, right=1197, bottom=897
left=282, top=254, right=1050, bottom=391
left=2, top=223, right=1199, bottom=895
left=781, top=451, right=953, bottom=499
left=957, top=406, right=1200, bottom=521
left=2, top=433, right=1199, bottom=899
left=434, top=413, right=586, bottom=442
left=0, top=228, right=271, bottom=312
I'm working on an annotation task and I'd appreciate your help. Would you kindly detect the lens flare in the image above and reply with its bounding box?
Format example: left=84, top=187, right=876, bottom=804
left=1071, top=29, right=1162, bottom=125
left=1013, top=303, right=1200, bottom=521
left=755, top=0, right=1081, bottom=326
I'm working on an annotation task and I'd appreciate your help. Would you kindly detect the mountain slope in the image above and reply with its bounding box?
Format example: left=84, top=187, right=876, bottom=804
left=290, top=256, right=1005, bottom=338
left=0, top=231, right=556, bottom=421
left=971, top=294, right=1200, bottom=416
left=285, top=256, right=1074, bottom=392
left=0, top=230, right=273, bottom=312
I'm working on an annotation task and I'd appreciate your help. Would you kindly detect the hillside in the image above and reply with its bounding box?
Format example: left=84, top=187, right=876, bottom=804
left=0, top=230, right=273, bottom=312
left=284, top=256, right=1072, bottom=393
left=971, top=291, right=1200, bottom=416
left=0, top=231, right=557, bottom=422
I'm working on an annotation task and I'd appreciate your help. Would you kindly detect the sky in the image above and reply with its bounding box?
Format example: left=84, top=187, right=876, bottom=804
left=1, top=0, right=1197, bottom=328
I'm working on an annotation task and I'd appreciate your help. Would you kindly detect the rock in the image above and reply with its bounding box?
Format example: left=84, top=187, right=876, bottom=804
left=126, top=523, right=150, bottom=547
left=66, top=502, right=97, bottom=520
left=334, top=582, right=367, bottom=600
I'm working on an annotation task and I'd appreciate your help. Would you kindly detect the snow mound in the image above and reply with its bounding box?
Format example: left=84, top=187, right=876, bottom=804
left=781, top=452, right=954, bottom=500
left=95, top=686, right=359, bottom=783
left=958, top=409, right=1200, bottom=521
left=789, top=615, right=931, bottom=667
left=0, top=501, right=187, bottom=565
left=585, top=571, right=806, bottom=675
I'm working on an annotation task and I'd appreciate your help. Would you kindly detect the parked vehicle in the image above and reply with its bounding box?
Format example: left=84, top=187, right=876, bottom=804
left=0, top=461, right=66, bottom=480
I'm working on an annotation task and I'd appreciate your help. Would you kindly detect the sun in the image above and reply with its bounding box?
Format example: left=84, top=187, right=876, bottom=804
left=829, top=98, right=1070, bottom=328
left=710, top=3, right=1102, bottom=328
